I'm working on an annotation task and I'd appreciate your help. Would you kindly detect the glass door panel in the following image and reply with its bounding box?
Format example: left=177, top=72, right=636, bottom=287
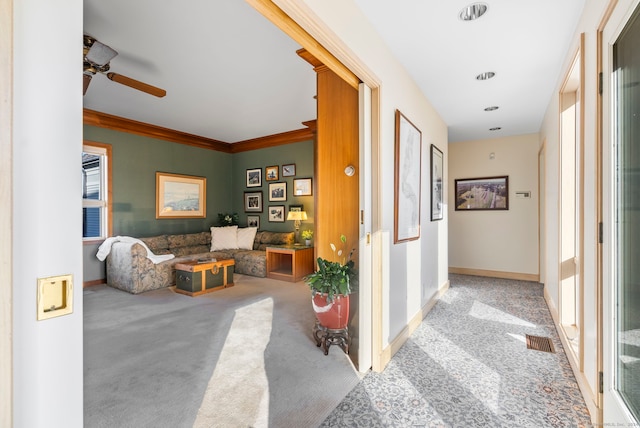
left=614, top=3, right=640, bottom=421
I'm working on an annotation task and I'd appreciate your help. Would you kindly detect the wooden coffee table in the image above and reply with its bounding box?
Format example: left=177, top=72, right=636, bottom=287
left=266, top=245, right=314, bottom=282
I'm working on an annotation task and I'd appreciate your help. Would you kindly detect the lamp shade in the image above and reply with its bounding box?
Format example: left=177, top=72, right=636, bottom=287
left=286, top=211, right=307, bottom=221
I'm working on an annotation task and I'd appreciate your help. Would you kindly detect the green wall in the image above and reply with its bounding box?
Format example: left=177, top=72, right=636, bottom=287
left=232, top=140, right=314, bottom=234
left=83, top=125, right=314, bottom=282
left=84, top=125, right=234, bottom=237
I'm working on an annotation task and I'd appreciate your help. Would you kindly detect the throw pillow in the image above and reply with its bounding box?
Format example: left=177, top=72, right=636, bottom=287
left=210, top=226, right=239, bottom=251
left=236, top=227, right=258, bottom=250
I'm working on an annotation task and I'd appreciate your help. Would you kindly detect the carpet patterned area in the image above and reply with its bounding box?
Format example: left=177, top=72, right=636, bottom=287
left=321, top=274, right=593, bottom=428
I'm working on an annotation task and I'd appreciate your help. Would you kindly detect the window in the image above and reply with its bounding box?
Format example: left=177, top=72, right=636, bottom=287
left=82, top=142, right=112, bottom=240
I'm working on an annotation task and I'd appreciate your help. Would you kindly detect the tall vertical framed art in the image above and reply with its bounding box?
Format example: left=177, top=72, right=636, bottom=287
left=431, top=144, right=444, bottom=221
left=394, top=110, right=422, bottom=243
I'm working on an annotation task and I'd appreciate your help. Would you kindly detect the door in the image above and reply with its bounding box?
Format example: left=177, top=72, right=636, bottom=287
left=603, top=0, right=640, bottom=422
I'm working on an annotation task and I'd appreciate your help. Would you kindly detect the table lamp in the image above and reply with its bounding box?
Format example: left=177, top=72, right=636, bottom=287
left=287, top=210, right=307, bottom=243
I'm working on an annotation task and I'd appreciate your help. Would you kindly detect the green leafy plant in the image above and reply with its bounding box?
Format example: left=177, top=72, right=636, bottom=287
left=217, top=213, right=239, bottom=226
left=301, top=229, right=313, bottom=240
left=304, top=234, right=355, bottom=302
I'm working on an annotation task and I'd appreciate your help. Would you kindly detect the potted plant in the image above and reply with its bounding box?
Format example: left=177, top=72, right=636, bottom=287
left=301, top=229, right=313, bottom=246
left=304, top=235, right=355, bottom=330
left=217, top=212, right=239, bottom=226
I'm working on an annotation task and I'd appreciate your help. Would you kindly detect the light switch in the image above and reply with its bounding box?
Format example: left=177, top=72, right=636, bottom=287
left=37, top=274, right=73, bottom=320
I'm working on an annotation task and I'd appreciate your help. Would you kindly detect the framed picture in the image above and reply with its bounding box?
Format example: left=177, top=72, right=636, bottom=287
left=265, top=165, right=279, bottom=181
left=289, top=204, right=303, bottom=212
left=156, top=172, right=206, bottom=219
left=394, top=110, right=422, bottom=243
left=247, top=215, right=260, bottom=229
left=268, top=205, right=286, bottom=222
left=244, top=191, right=263, bottom=212
left=282, top=163, right=296, bottom=177
left=246, top=168, right=262, bottom=188
left=454, top=176, right=509, bottom=210
left=268, top=182, right=287, bottom=201
left=293, top=178, right=312, bottom=196
left=431, top=144, right=444, bottom=221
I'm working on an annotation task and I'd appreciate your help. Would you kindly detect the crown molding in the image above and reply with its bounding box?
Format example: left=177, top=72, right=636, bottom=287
left=83, top=109, right=232, bottom=152
left=230, top=122, right=316, bottom=153
left=84, top=109, right=316, bottom=152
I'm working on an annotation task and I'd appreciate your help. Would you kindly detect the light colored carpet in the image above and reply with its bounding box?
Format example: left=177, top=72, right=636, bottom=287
left=84, top=274, right=362, bottom=428
left=321, top=274, right=593, bottom=427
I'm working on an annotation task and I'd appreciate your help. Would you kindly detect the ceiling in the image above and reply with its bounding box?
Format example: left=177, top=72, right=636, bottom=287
left=83, top=0, right=316, bottom=143
left=84, top=0, right=586, bottom=144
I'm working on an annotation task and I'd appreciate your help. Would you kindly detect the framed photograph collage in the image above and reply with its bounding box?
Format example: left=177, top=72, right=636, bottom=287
left=244, top=164, right=312, bottom=224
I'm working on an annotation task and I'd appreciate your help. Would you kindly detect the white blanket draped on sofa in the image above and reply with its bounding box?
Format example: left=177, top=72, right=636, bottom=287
left=96, top=236, right=175, bottom=264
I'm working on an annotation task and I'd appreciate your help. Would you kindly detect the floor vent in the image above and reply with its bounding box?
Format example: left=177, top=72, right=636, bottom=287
left=526, top=334, right=555, bottom=353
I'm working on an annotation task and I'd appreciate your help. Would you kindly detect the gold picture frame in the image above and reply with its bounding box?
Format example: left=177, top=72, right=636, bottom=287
left=266, top=165, right=279, bottom=181
left=156, top=172, right=206, bottom=219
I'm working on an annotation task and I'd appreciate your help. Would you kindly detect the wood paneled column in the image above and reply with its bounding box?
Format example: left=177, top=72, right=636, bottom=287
left=298, top=49, right=360, bottom=265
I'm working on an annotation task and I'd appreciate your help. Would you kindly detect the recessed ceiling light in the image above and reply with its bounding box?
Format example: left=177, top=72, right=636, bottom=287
left=459, top=3, right=488, bottom=21
left=484, top=106, right=499, bottom=111
left=476, top=72, right=496, bottom=80
left=489, top=127, right=502, bottom=131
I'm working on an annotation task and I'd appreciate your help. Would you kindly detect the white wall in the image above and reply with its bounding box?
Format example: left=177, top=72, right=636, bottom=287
left=448, top=134, right=539, bottom=276
left=13, top=0, right=84, bottom=426
left=289, top=0, right=449, bottom=347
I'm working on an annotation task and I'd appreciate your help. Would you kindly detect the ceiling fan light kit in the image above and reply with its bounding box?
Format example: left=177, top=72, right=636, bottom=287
left=83, top=34, right=166, bottom=98
left=85, top=40, right=117, bottom=66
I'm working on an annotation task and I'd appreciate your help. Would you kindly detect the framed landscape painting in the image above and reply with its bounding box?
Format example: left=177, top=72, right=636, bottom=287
left=156, top=172, right=206, bottom=219
left=454, top=176, right=509, bottom=210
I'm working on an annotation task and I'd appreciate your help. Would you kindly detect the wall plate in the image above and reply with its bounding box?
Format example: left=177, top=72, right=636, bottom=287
left=37, top=274, right=73, bottom=320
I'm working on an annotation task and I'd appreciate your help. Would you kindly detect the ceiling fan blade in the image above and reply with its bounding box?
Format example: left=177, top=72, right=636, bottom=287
left=83, top=74, right=92, bottom=95
left=106, top=72, right=166, bottom=98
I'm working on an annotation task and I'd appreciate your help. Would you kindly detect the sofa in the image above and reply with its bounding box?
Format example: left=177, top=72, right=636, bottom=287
left=105, top=227, right=295, bottom=294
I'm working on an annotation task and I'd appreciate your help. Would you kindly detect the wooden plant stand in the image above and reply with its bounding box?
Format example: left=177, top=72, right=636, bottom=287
left=313, top=321, right=350, bottom=355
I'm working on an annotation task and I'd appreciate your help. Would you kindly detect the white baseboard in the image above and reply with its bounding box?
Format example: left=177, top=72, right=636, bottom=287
left=543, top=285, right=600, bottom=424
left=449, top=267, right=539, bottom=282
left=376, top=280, right=450, bottom=372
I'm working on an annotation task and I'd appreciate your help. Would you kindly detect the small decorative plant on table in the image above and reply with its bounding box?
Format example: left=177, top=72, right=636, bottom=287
left=217, top=213, right=239, bottom=226
left=301, top=229, right=313, bottom=246
left=304, top=234, right=355, bottom=355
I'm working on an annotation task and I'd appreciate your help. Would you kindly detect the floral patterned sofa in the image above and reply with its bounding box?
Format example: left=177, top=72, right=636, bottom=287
left=105, top=229, right=294, bottom=294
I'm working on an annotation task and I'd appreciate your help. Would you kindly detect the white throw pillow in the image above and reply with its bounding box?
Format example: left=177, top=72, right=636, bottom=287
left=210, top=226, right=239, bottom=251
left=236, top=227, right=258, bottom=250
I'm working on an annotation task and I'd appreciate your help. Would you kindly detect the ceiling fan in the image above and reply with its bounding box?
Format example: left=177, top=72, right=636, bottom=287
left=83, top=34, right=166, bottom=98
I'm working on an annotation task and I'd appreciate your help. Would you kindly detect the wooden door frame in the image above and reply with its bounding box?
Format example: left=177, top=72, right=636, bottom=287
left=557, top=36, right=586, bottom=367
left=538, top=140, right=546, bottom=286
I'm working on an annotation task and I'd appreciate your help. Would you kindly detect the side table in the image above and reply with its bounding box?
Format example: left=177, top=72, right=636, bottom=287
left=266, top=245, right=314, bottom=282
